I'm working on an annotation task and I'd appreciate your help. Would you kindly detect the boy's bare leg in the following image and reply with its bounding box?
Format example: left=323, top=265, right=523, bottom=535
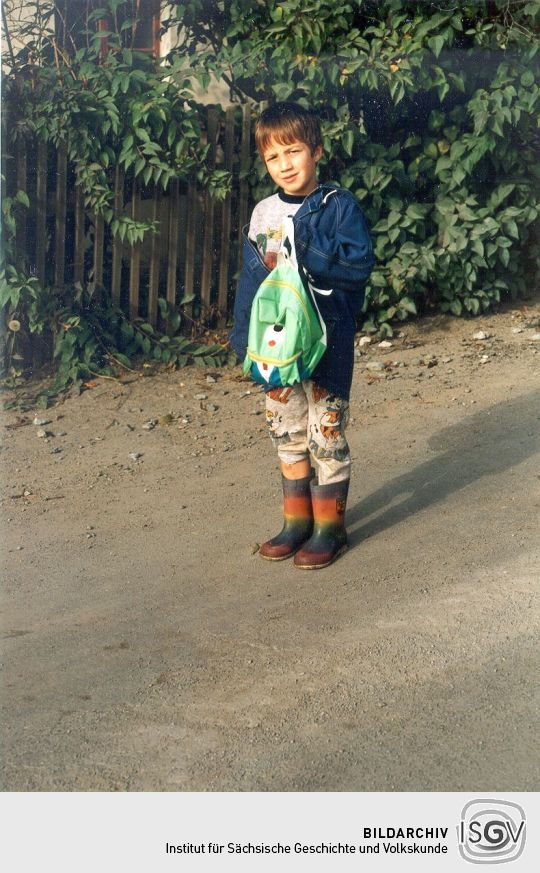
left=281, top=458, right=311, bottom=480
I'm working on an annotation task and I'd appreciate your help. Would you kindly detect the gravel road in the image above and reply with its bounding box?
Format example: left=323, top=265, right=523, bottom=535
left=2, top=301, right=539, bottom=791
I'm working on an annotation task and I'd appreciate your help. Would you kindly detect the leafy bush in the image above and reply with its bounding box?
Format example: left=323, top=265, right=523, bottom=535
left=3, top=0, right=231, bottom=236
left=1, top=179, right=229, bottom=400
left=175, top=0, right=540, bottom=334
left=1, top=271, right=230, bottom=407
left=2, top=0, right=539, bottom=399
left=1, top=0, right=231, bottom=397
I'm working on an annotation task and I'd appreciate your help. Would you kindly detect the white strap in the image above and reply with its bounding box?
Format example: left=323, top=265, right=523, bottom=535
left=308, top=280, right=333, bottom=297
left=277, top=218, right=328, bottom=346
left=278, top=215, right=298, bottom=269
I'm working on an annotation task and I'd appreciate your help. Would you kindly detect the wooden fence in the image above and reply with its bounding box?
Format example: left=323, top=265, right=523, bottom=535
left=7, top=104, right=254, bottom=331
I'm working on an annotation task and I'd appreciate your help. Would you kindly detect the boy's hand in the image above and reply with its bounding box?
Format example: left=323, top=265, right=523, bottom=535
left=264, top=252, right=278, bottom=270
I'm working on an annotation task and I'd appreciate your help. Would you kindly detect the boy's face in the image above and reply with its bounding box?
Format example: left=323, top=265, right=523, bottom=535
left=262, top=138, right=322, bottom=197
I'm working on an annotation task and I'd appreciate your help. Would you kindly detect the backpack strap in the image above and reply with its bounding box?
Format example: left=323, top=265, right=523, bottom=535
left=322, top=188, right=338, bottom=206
left=278, top=218, right=328, bottom=348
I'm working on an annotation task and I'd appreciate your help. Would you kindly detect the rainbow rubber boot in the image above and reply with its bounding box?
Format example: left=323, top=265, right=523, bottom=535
left=293, top=479, right=349, bottom=569
left=259, top=475, right=314, bottom=561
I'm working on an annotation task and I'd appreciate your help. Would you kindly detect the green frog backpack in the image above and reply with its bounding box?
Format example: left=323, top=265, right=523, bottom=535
left=243, top=221, right=327, bottom=387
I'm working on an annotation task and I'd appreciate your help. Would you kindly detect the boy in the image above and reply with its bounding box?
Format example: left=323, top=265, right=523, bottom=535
left=230, top=102, right=375, bottom=569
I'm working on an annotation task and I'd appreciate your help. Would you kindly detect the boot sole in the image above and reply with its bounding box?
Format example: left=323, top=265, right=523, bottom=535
left=294, top=543, right=348, bottom=570
left=259, top=546, right=301, bottom=562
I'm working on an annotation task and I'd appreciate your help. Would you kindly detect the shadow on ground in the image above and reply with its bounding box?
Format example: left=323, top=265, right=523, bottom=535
left=348, top=389, right=540, bottom=546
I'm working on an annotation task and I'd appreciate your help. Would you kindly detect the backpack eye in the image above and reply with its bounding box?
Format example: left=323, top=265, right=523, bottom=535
left=263, top=323, right=286, bottom=348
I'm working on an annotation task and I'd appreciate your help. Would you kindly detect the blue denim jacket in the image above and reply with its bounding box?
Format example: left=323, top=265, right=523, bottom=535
left=230, top=184, right=375, bottom=399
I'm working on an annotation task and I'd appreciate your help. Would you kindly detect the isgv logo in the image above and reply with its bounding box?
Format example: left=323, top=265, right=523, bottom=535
left=458, top=799, right=526, bottom=864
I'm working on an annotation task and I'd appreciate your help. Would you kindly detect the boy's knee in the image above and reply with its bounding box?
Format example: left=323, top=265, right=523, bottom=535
left=275, top=430, right=309, bottom=462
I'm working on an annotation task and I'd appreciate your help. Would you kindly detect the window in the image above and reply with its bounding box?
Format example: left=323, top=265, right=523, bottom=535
left=54, top=0, right=161, bottom=58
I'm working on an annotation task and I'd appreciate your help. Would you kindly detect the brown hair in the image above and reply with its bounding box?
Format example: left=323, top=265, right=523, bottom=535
left=255, top=102, right=323, bottom=157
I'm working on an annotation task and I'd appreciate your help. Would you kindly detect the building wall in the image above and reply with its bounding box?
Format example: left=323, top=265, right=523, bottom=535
left=2, top=1, right=233, bottom=105
left=160, top=3, right=233, bottom=107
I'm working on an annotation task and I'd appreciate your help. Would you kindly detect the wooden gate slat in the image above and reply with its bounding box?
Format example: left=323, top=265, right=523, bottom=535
left=236, top=103, right=251, bottom=277
left=54, top=142, right=67, bottom=287
left=13, top=102, right=254, bottom=344
left=35, top=141, right=47, bottom=285
left=16, top=141, right=27, bottom=255
left=73, top=182, right=85, bottom=284
left=218, top=106, right=235, bottom=326
left=166, top=179, right=180, bottom=315
left=183, top=181, right=197, bottom=321
left=128, top=180, right=140, bottom=319
left=93, top=213, right=104, bottom=287
left=111, top=166, right=124, bottom=306
left=148, top=186, right=161, bottom=326
left=200, top=106, right=219, bottom=314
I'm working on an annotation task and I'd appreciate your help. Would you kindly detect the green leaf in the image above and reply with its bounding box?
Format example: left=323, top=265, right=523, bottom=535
left=400, top=242, right=417, bottom=256
left=170, top=312, right=182, bottom=331
left=115, top=353, right=132, bottom=369
left=15, top=191, right=30, bottom=208
left=343, top=130, right=354, bottom=157
left=369, top=272, right=387, bottom=288
left=489, top=184, right=515, bottom=208
left=399, top=297, right=417, bottom=315
left=505, top=219, right=519, bottom=240
left=406, top=203, right=429, bottom=220
left=471, top=239, right=484, bottom=257
left=464, top=297, right=480, bottom=315
left=428, top=35, right=445, bottom=59
left=437, top=81, right=450, bottom=102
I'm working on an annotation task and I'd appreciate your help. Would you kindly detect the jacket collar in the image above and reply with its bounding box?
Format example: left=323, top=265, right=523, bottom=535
left=294, top=183, right=338, bottom=219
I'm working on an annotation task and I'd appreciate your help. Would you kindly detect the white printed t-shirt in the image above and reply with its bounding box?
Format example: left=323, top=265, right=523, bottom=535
left=248, top=191, right=304, bottom=270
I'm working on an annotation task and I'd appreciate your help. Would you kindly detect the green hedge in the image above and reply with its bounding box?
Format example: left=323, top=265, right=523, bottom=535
left=2, top=0, right=539, bottom=398
left=182, top=0, right=540, bottom=333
